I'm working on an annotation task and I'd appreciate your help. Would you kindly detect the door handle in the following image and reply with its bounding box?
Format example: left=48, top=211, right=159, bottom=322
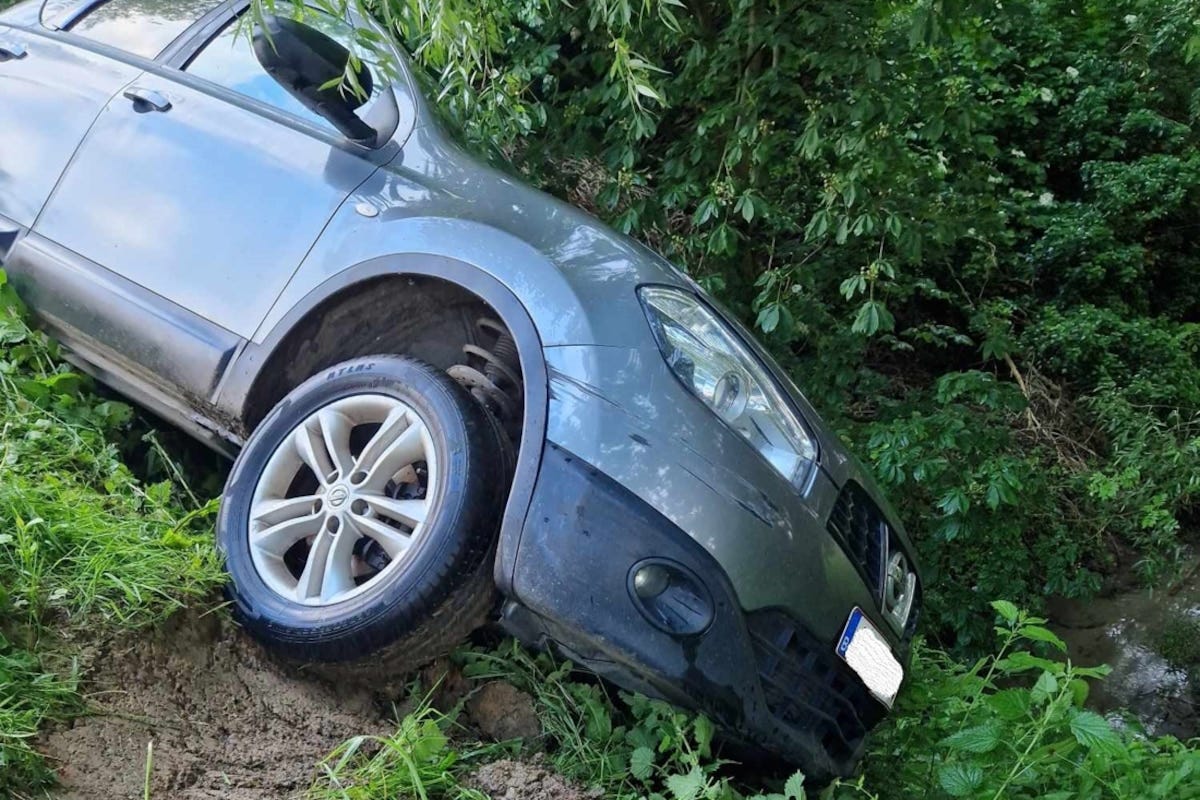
left=0, top=41, right=28, bottom=61
left=123, top=87, right=171, bottom=112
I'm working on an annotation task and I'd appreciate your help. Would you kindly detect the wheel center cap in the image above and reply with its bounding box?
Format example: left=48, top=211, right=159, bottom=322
left=328, top=485, right=350, bottom=508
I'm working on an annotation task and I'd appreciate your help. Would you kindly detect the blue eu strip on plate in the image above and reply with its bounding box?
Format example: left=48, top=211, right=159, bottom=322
left=835, top=606, right=903, bottom=708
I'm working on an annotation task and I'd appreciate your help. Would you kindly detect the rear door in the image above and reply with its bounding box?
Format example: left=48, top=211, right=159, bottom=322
left=10, top=1, right=388, bottom=435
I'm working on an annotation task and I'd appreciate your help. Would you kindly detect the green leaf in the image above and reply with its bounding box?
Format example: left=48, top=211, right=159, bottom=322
left=852, top=300, right=894, bottom=335
left=693, top=715, right=714, bottom=757
left=1020, top=625, right=1067, bottom=652
left=991, top=600, right=1020, bottom=624
left=943, top=721, right=1002, bottom=754
left=409, top=719, right=447, bottom=762
left=694, top=197, right=718, bottom=226
left=1032, top=670, right=1059, bottom=704
left=634, top=82, right=663, bottom=102
left=938, top=763, right=984, bottom=797
left=736, top=195, right=756, bottom=223
left=1068, top=678, right=1090, bottom=707
left=986, top=688, right=1032, bottom=720
left=630, top=746, right=655, bottom=780
left=1074, top=664, right=1112, bottom=680
left=835, top=216, right=850, bottom=244
left=1070, top=711, right=1120, bottom=751
left=999, top=651, right=1063, bottom=674
left=582, top=693, right=613, bottom=742
left=839, top=273, right=867, bottom=300
left=784, top=771, right=806, bottom=800
left=667, top=767, right=706, bottom=800
left=757, top=304, right=782, bottom=334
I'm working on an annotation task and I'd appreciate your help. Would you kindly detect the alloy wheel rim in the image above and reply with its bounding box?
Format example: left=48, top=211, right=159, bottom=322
left=248, top=394, right=440, bottom=607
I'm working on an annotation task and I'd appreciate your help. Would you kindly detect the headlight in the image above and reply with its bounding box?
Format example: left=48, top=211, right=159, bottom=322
left=638, top=286, right=816, bottom=482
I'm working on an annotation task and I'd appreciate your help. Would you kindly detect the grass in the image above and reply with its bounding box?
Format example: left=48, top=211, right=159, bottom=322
left=0, top=273, right=224, bottom=793
left=308, top=702, right=504, bottom=800
left=303, top=645, right=807, bottom=800
left=0, top=635, right=80, bottom=796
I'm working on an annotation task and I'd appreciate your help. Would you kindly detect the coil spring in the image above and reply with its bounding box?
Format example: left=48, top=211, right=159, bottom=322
left=448, top=318, right=523, bottom=425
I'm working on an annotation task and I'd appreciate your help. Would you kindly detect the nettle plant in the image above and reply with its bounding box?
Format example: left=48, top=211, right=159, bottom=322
left=861, top=602, right=1200, bottom=799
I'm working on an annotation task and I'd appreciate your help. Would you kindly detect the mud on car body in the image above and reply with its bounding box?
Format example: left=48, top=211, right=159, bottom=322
left=0, top=0, right=921, bottom=780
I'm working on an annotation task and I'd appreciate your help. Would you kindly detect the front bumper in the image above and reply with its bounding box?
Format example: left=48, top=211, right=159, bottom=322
left=502, top=442, right=912, bottom=780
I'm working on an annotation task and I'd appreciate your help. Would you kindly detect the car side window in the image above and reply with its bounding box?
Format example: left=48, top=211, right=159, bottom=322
left=185, top=7, right=389, bottom=133
left=68, top=0, right=221, bottom=59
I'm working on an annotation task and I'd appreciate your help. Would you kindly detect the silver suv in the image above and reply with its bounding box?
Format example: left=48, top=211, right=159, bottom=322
left=0, top=0, right=921, bottom=780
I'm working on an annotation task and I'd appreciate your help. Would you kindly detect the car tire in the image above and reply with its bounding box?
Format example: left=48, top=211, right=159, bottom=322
left=217, top=355, right=507, bottom=672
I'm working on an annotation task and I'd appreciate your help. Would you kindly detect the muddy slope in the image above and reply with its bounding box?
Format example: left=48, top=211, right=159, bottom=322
left=43, top=612, right=391, bottom=800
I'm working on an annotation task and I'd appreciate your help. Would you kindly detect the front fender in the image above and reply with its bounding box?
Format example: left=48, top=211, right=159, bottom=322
left=217, top=253, right=551, bottom=597
left=249, top=216, right=611, bottom=348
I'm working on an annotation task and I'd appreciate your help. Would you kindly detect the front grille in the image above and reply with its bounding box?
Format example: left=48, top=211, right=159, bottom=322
left=747, top=610, right=886, bottom=765
left=827, top=482, right=888, bottom=602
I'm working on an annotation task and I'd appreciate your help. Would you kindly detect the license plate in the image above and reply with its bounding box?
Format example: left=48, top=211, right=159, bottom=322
left=835, top=607, right=904, bottom=708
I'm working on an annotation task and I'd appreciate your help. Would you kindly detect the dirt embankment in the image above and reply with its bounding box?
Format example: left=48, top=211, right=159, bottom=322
left=41, top=611, right=591, bottom=800
left=42, top=612, right=390, bottom=800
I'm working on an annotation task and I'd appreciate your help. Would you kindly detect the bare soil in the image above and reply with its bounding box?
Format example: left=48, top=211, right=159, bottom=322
left=40, top=612, right=591, bottom=800
left=42, top=611, right=391, bottom=800
left=467, top=681, right=541, bottom=742
left=467, top=758, right=602, bottom=800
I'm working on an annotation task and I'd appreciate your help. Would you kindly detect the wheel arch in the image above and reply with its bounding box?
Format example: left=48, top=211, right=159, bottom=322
left=217, top=253, right=548, bottom=595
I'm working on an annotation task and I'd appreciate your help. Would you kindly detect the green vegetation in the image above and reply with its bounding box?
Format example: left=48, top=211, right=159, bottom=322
left=1159, top=615, right=1200, bottom=668
left=0, top=635, right=78, bottom=796
left=0, top=274, right=223, bottom=794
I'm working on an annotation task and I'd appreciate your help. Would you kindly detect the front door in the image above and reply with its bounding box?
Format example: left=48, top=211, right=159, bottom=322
left=13, top=1, right=387, bottom=415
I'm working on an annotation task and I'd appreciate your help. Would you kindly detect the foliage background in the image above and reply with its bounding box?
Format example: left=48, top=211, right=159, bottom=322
left=305, top=0, right=1200, bottom=652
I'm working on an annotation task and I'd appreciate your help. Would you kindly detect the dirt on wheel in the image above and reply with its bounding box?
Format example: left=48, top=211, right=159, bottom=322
left=42, top=611, right=392, bottom=800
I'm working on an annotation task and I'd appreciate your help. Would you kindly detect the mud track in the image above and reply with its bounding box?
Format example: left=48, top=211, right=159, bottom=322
left=43, top=612, right=391, bottom=800
left=41, top=611, right=593, bottom=800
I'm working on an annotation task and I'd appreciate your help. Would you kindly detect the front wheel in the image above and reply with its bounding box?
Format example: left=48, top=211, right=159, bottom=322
left=217, top=355, right=506, bottom=669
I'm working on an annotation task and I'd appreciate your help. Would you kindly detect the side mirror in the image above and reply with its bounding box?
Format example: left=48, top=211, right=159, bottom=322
left=253, top=15, right=377, bottom=146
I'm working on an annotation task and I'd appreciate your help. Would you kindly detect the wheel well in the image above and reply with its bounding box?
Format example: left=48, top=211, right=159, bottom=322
left=243, top=274, right=524, bottom=436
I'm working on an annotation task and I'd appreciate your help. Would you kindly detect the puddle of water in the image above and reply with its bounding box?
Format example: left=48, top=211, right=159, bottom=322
left=1048, top=568, right=1200, bottom=739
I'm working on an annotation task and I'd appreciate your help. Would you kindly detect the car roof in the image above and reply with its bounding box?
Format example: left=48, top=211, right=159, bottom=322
left=37, top=0, right=234, bottom=31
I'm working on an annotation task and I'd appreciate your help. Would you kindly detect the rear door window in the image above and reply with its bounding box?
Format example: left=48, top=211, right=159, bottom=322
left=68, top=0, right=220, bottom=59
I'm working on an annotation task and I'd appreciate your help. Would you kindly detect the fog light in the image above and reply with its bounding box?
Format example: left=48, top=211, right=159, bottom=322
left=883, top=550, right=917, bottom=630
left=627, top=559, right=714, bottom=636
left=633, top=564, right=670, bottom=598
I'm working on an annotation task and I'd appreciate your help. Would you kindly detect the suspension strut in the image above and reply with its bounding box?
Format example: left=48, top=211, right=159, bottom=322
left=448, top=317, right=524, bottom=429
